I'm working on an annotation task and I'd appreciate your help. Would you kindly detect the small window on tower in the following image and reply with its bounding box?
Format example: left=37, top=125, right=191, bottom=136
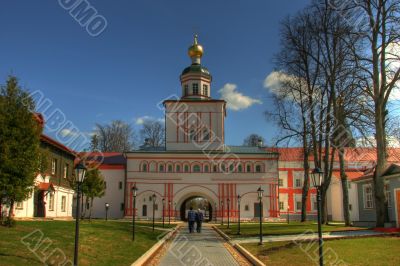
left=192, top=83, right=199, bottom=95
left=203, top=84, right=208, bottom=96
left=184, top=84, right=189, bottom=95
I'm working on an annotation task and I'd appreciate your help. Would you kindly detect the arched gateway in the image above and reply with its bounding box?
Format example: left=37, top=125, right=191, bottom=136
left=124, top=36, right=280, bottom=221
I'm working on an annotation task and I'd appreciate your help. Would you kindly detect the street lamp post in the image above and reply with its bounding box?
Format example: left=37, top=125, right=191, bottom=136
left=168, top=200, right=171, bottom=225
left=227, top=198, right=230, bottom=228
left=174, top=202, right=177, bottom=221
left=162, top=198, right=165, bottom=228
left=257, top=186, right=264, bottom=245
left=214, top=203, right=217, bottom=223
left=74, top=162, right=87, bottom=266
left=105, top=203, right=109, bottom=221
left=237, top=195, right=241, bottom=235
left=132, top=185, right=138, bottom=241
left=287, top=206, right=290, bottom=224
left=152, top=194, right=156, bottom=232
left=312, top=168, right=324, bottom=266
left=221, top=200, right=224, bottom=226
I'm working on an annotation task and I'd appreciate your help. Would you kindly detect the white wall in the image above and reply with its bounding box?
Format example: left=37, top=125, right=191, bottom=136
left=90, top=168, right=125, bottom=219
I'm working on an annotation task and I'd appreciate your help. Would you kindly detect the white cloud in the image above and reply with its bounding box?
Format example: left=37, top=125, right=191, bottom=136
left=60, top=128, right=80, bottom=138
left=264, top=71, right=292, bottom=97
left=218, top=83, right=262, bottom=111
left=135, top=116, right=164, bottom=125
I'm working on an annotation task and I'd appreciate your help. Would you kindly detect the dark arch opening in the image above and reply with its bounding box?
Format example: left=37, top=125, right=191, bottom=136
left=180, top=196, right=212, bottom=222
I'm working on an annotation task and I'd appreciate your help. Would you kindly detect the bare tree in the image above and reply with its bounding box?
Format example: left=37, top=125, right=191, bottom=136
left=243, top=134, right=265, bottom=147
left=140, top=119, right=165, bottom=148
left=93, top=120, right=135, bottom=152
left=333, top=0, right=400, bottom=226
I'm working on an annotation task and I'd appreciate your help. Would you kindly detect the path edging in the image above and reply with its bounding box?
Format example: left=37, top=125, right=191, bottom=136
left=131, top=225, right=180, bottom=266
left=212, top=226, right=266, bottom=266
left=233, top=243, right=266, bottom=266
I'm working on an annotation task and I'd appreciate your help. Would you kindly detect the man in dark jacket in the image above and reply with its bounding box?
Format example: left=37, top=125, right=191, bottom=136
left=187, top=207, right=196, bottom=233
left=196, top=209, right=204, bottom=233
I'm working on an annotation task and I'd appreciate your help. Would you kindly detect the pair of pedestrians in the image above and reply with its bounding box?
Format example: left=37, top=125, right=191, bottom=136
left=187, top=207, right=204, bottom=233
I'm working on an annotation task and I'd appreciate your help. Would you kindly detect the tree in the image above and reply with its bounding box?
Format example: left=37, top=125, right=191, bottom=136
left=243, top=134, right=265, bottom=147
left=81, top=168, right=106, bottom=221
left=267, top=1, right=365, bottom=223
left=0, top=76, right=41, bottom=222
left=92, top=120, right=135, bottom=152
left=140, top=119, right=165, bottom=148
left=333, top=0, right=400, bottom=226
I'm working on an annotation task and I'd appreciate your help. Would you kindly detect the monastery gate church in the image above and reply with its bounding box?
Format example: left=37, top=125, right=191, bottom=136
left=124, top=36, right=280, bottom=221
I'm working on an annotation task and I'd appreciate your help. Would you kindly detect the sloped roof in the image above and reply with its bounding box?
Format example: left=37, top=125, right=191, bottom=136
left=77, top=152, right=126, bottom=165
left=41, top=134, right=76, bottom=157
left=274, top=147, right=400, bottom=163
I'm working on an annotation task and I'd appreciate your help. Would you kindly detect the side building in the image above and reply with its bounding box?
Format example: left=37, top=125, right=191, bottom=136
left=2, top=134, right=76, bottom=219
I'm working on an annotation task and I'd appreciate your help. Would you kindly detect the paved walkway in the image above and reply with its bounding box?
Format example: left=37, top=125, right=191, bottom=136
left=232, top=230, right=386, bottom=244
left=158, top=224, right=239, bottom=266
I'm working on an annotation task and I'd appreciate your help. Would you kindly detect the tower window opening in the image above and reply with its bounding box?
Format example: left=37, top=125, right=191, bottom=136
left=184, top=84, right=189, bottom=95
left=192, top=83, right=199, bottom=95
left=203, top=84, right=208, bottom=96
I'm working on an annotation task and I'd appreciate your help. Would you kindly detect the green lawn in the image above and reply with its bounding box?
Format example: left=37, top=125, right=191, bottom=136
left=218, top=221, right=366, bottom=237
left=242, top=236, right=400, bottom=266
left=0, top=220, right=174, bottom=266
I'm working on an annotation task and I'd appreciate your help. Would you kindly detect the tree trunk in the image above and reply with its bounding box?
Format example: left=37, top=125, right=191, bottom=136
left=8, top=199, right=14, bottom=219
left=301, top=146, right=310, bottom=222
left=89, top=198, right=93, bottom=222
left=374, top=105, right=388, bottom=227
left=339, top=148, right=351, bottom=226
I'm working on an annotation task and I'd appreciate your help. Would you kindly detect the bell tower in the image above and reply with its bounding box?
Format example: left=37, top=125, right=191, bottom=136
left=180, top=35, right=212, bottom=100
left=164, top=35, right=226, bottom=151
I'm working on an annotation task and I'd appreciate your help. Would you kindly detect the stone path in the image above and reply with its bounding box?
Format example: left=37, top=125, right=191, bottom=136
left=158, top=224, right=240, bottom=266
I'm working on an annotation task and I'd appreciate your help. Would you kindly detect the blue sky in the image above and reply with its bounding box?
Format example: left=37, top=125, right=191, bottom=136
left=0, top=0, right=310, bottom=149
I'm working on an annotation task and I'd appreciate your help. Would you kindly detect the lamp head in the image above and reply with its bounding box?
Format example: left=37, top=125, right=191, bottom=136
left=257, top=186, right=264, bottom=199
left=132, top=185, right=138, bottom=197
left=311, top=168, right=324, bottom=188
left=74, top=162, right=87, bottom=183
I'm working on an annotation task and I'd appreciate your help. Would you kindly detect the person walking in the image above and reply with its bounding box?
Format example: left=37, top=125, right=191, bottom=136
left=187, top=207, right=196, bottom=233
left=196, top=209, right=204, bottom=233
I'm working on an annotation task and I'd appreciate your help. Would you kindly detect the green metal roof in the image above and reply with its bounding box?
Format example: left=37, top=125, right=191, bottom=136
left=181, top=64, right=211, bottom=78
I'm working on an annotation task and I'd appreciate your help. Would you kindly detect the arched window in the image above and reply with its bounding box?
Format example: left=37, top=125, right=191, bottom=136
left=246, top=164, right=251, bottom=172
left=159, top=164, right=165, bottom=172
left=229, top=164, right=234, bottom=172
left=142, top=205, right=147, bottom=216
left=193, top=165, right=201, bottom=172
left=213, top=165, right=218, bottom=172
left=221, top=164, right=226, bottom=172
left=189, top=129, right=197, bottom=141
left=184, top=164, right=190, bottom=172
left=204, top=165, right=209, bottom=172
left=255, top=165, right=262, bottom=173
left=176, top=165, right=181, bottom=172
left=142, top=163, right=148, bottom=172
left=167, top=164, right=173, bottom=172
left=238, top=164, right=243, bottom=172
left=203, top=129, right=210, bottom=141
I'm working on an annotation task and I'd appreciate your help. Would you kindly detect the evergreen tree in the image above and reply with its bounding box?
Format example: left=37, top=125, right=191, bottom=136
left=81, top=168, right=106, bottom=221
left=0, top=76, right=41, bottom=221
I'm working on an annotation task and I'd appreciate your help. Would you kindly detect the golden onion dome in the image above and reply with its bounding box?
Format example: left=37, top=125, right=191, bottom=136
left=188, top=34, right=203, bottom=58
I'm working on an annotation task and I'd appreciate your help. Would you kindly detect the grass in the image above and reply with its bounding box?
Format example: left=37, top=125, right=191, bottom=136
left=218, top=221, right=367, bottom=237
left=242, top=236, right=400, bottom=266
left=0, top=220, right=175, bottom=266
